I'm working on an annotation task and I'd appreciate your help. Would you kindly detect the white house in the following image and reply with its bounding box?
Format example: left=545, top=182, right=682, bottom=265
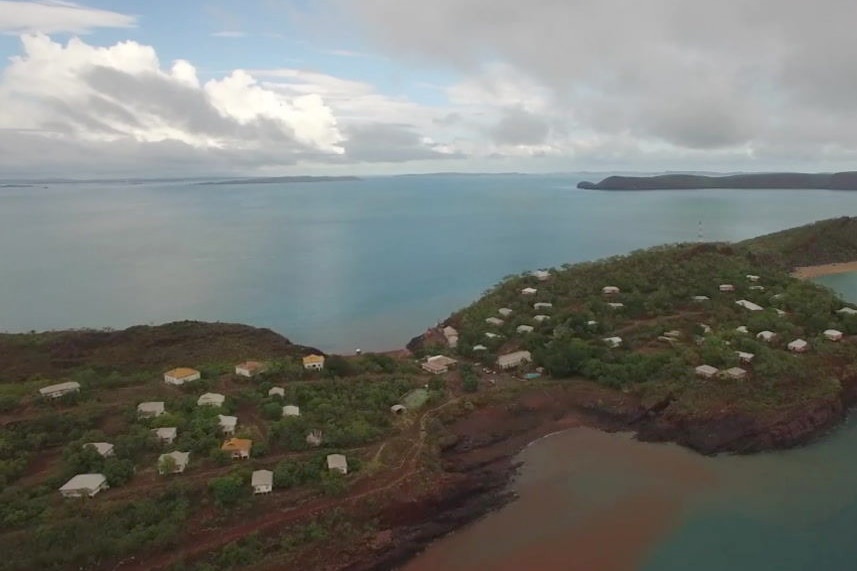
left=197, top=393, right=225, bottom=407
left=391, top=404, right=407, bottom=414
left=252, top=470, right=273, bottom=494
left=736, top=325, right=749, bottom=334
left=486, top=317, right=505, bottom=327
left=163, top=368, right=200, bottom=385
left=692, top=295, right=710, bottom=302
left=498, top=308, right=513, bottom=317
left=721, top=367, right=748, bottom=380
left=327, top=453, right=348, bottom=475
left=736, top=300, right=764, bottom=312
left=137, top=401, right=165, bottom=418
left=59, top=473, right=108, bottom=498
left=719, top=284, right=736, bottom=292
left=532, top=270, right=551, bottom=281
left=302, top=354, right=325, bottom=370
left=837, top=307, right=857, bottom=316
left=516, top=325, right=534, bottom=334
left=602, top=336, right=623, bottom=348
left=158, top=451, right=190, bottom=474
left=422, top=355, right=457, bottom=375
left=788, top=339, right=808, bottom=353
left=749, top=285, right=765, bottom=291
left=218, top=414, right=238, bottom=435
left=824, top=329, right=844, bottom=341
left=736, top=351, right=755, bottom=364
left=84, top=442, right=114, bottom=457
left=485, top=332, right=501, bottom=339
left=235, top=361, right=265, bottom=377
left=602, top=286, right=620, bottom=295
left=473, top=344, right=488, bottom=352
left=746, top=274, right=760, bottom=282
left=39, top=381, right=81, bottom=399
left=607, top=302, right=625, bottom=309
left=268, top=387, right=285, bottom=397
left=282, top=405, right=301, bottom=417
left=521, top=287, right=538, bottom=295
left=695, top=365, right=719, bottom=379
left=153, top=426, right=177, bottom=445
left=757, top=331, right=777, bottom=342
left=534, top=315, right=550, bottom=323
left=587, top=320, right=599, bottom=327
left=534, top=302, right=553, bottom=310
left=442, top=326, right=459, bottom=349
left=497, top=350, right=532, bottom=370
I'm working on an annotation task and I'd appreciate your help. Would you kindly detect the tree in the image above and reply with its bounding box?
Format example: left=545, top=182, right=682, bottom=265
left=103, top=458, right=135, bottom=486
left=209, top=475, right=247, bottom=509
left=158, top=455, right=177, bottom=475
left=462, top=375, right=478, bottom=393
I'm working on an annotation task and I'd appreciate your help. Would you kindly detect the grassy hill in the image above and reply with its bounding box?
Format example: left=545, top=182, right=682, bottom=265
left=739, top=216, right=857, bottom=269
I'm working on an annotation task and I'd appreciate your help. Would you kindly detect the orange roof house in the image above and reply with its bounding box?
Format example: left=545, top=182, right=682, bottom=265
left=221, top=438, right=253, bottom=459
left=302, top=354, right=325, bottom=370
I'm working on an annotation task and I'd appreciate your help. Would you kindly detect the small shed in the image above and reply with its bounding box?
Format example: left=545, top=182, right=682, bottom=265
left=736, top=300, right=763, bottom=311
left=587, top=320, right=598, bottom=327
left=532, top=270, right=551, bottom=281
left=221, top=438, right=252, bottom=459
left=757, top=331, right=777, bottom=342
left=736, top=351, right=755, bottom=364
left=302, top=354, right=325, bottom=370
left=268, top=387, right=285, bottom=397
left=721, top=367, right=748, bottom=380
left=164, top=368, right=200, bottom=385
left=153, top=426, right=177, bottom=444
left=84, top=442, right=114, bottom=457
left=252, top=470, right=273, bottom=494
left=736, top=326, right=749, bottom=334
left=137, top=401, right=165, bottom=418
left=516, top=325, right=534, bottom=334
left=485, top=332, right=500, bottom=339
left=473, top=344, right=488, bottom=351
left=158, top=451, right=190, bottom=474
left=39, top=381, right=81, bottom=399
left=534, top=315, right=550, bottom=323
left=837, top=307, right=857, bottom=316
left=607, top=302, right=624, bottom=309
left=746, top=274, right=760, bottom=282
left=602, top=286, right=620, bottom=295
left=327, top=454, right=348, bottom=475
left=749, top=285, right=765, bottom=291
left=788, top=339, right=808, bottom=353
left=59, top=473, right=108, bottom=498
left=692, top=295, right=710, bottom=302
left=602, top=336, right=622, bottom=348
left=485, top=317, right=505, bottom=327
left=235, top=361, right=265, bottom=377
left=218, top=414, right=238, bottom=435
left=824, top=329, right=844, bottom=342
left=695, top=365, right=719, bottom=379
left=719, top=284, right=736, bottom=292
left=498, top=308, right=513, bottom=317
left=391, top=404, right=407, bottom=414
left=197, top=393, right=225, bottom=407
left=282, top=405, right=301, bottom=417
left=521, top=287, right=538, bottom=295
left=533, top=302, right=553, bottom=310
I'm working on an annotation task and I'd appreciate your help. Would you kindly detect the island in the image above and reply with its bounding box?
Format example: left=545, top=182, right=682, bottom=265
left=2, top=216, right=857, bottom=571
left=196, top=176, right=360, bottom=186
left=577, top=171, right=857, bottom=190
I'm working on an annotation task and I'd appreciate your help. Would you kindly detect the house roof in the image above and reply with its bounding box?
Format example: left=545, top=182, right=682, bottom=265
left=221, top=438, right=252, bottom=453
left=837, top=307, right=857, bottom=315
left=695, top=365, right=719, bottom=375
left=165, top=368, right=199, bottom=378
left=236, top=361, right=264, bottom=371
left=268, top=387, right=285, bottom=396
left=517, top=325, right=534, bottom=333
left=442, top=326, right=458, bottom=337
left=736, top=300, right=764, bottom=311
left=154, top=427, right=177, bottom=438
left=736, top=351, right=755, bottom=360
left=39, top=381, right=80, bottom=395
left=692, top=295, right=710, bottom=301
left=757, top=330, right=776, bottom=339
left=788, top=338, right=808, bottom=347
left=218, top=414, right=238, bottom=428
left=486, top=317, right=505, bottom=326
left=497, top=350, right=532, bottom=367
left=723, top=367, right=747, bottom=377
left=473, top=344, right=487, bottom=351
left=159, top=451, right=189, bottom=468
left=534, top=315, right=550, bottom=322
left=521, top=287, right=538, bottom=294
left=824, top=329, right=843, bottom=337
left=427, top=355, right=457, bottom=367
left=302, top=354, right=325, bottom=365
left=327, top=454, right=348, bottom=471
left=60, top=473, right=106, bottom=492
left=282, top=405, right=300, bottom=416
left=197, top=393, right=225, bottom=406
left=391, top=404, right=407, bottom=413
left=498, top=308, right=513, bottom=316
left=137, top=401, right=165, bottom=413
left=602, top=286, right=620, bottom=292
left=84, top=442, right=114, bottom=456
left=603, top=337, right=622, bottom=347
left=534, top=302, right=553, bottom=308
left=252, top=470, right=273, bottom=487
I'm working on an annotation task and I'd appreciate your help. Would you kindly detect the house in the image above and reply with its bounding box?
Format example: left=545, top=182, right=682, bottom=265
left=39, top=381, right=81, bottom=399
left=391, top=404, right=407, bottom=414
left=252, top=470, right=273, bottom=494
left=59, top=473, right=108, bottom=498
left=692, top=295, right=710, bottom=302
left=303, top=354, right=325, bottom=370
left=736, top=351, right=755, bottom=364
left=719, top=284, right=736, bottom=292
left=587, top=320, right=598, bottom=327
left=158, top=451, right=190, bottom=474
left=221, top=438, right=252, bottom=459
left=534, top=302, right=553, bottom=310
left=306, top=430, right=324, bottom=447
left=534, top=315, right=550, bottom=323
left=736, top=300, right=763, bottom=311
left=485, top=332, right=500, bottom=339
left=602, top=286, right=620, bottom=295
left=153, top=426, right=177, bottom=445
left=218, top=414, right=238, bottom=435
left=788, top=339, right=808, bottom=353
left=327, top=453, right=348, bottom=475
left=607, top=302, right=625, bottom=309
left=473, top=344, right=487, bottom=351
left=84, top=442, right=114, bottom=457
left=268, top=387, right=285, bottom=397
left=517, top=325, right=534, bottom=334
left=442, top=326, right=459, bottom=349
left=497, top=350, right=532, bottom=370
left=163, top=368, right=200, bottom=385
left=695, top=365, right=719, bottom=379
left=235, top=361, right=265, bottom=377
left=197, top=392, right=225, bottom=407
left=486, top=317, right=505, bottom=326
left=837, top=307, right=857, bottom=316
left=757, top=331, right=777, bottom=342
left=749, top=285, right=766, bottom=291
left=532, top=270, right=550, bottom=281
left=422, top=355, right=457, bottom=375
left=602, top=336, right=622, bottom=348
left=137, top=401, right=165, bottom=418
left=521, top=287, right=538, bottom=295
left=746, top=274, right=760, bottom=282
left=282, top=405, right=301, bottom=417
left=824, top=329, right=844, bottom=341
left=736, top=325, right=749, bottom=334
left=721, top=367, right=748, bottom=380
left=498, top=308, right=513, bottom=317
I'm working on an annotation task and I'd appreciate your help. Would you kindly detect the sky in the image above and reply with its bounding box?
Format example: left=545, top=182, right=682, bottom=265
left=1, top=0, right=857, bottom=177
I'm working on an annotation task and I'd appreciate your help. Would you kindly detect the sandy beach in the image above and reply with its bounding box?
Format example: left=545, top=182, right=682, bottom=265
left=792, top=261, right=857, bottom=279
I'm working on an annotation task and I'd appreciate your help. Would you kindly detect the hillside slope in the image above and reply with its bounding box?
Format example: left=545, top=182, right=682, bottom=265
left=739, top=216, right=857, bottom=269
left=577, top=171, right=857, bottom=190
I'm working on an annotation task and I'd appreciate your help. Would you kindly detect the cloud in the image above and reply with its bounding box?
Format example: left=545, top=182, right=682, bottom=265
left=0, top=0, right=135, bottom=34
left=334, top=0, right=857, bottom=165
left=343, top=123, right=462, bottom=162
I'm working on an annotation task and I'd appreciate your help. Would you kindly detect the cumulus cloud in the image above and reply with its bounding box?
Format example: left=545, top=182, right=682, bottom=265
left=336, top=0, right=857, bottom=166
left=0, top=0, right=136, bottom=34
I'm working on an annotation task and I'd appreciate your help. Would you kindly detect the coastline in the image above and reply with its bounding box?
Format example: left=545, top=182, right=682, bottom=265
left=792, top=260, right=857, bottom=279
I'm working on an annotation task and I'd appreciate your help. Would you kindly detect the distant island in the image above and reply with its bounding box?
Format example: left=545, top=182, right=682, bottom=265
left=577, top=171, right=857, bottom=190
left=197, top=175, right=360, bottom=186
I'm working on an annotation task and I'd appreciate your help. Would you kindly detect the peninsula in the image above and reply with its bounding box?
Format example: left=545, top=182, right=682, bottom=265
left=2, top=217, right=857, bottom=571
left=577, top=171, right=857, bottom=190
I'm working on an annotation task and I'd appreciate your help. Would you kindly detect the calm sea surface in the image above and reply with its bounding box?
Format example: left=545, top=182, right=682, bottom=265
left=2, top=174, right=857, bottom=569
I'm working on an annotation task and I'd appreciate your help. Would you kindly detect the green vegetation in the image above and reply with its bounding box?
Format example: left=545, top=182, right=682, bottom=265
left=740, top=216, right=857, bottom=268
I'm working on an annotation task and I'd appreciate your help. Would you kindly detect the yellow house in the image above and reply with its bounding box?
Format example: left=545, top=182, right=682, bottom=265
left=221, top=438, right=253, bottom=460
left=302, top=354, right=325, bottom=370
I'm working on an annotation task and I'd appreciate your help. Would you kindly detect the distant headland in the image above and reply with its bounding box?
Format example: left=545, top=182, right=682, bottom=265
left=197, top=175, right=360, bottom=186
left=577, top=171, right=857, bottom=190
